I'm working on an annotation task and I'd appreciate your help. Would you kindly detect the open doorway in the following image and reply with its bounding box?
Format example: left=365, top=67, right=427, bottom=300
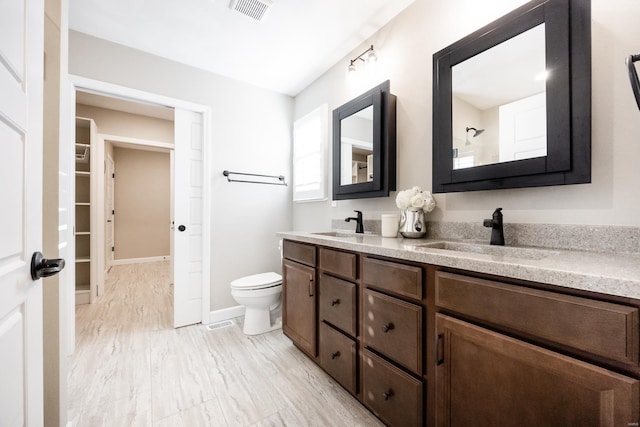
left=65, top=78, right=212, bottom=356
left=73, top=91, right=174, bottom=306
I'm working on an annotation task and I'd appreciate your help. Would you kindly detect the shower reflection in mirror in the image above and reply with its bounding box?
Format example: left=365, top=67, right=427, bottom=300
left=452, top=23, right=547, bottom=170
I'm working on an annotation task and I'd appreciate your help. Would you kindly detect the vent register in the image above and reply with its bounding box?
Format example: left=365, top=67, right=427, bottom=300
left=229, top=0, right=273, bottom=21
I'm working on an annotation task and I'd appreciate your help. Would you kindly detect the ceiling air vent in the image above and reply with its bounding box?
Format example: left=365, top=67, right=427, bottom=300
left=229, top=0, right=273, bottom=22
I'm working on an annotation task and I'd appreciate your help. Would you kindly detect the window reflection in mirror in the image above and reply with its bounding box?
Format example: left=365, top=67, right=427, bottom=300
left=340, top=105, right=374, bottom=185
left=451, top=23, right=546, bottom=170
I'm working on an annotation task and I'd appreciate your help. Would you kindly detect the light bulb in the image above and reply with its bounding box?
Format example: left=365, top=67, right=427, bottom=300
left=367, top=48, right=377, bottom=63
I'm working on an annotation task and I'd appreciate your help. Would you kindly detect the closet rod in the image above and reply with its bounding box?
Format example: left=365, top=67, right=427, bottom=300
left=223, top=170, right=287, bottom=186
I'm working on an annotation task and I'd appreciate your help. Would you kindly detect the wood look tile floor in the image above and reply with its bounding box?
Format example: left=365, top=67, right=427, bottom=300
left=68, top=261, right=383, bottom=426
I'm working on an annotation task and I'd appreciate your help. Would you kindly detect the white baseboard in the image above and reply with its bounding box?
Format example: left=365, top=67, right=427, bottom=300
left=208, top=305, right=245, bottom=324
left=111, top=256, right=171, bottom=266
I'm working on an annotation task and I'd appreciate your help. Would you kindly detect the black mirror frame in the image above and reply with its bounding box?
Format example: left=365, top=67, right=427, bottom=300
left=432, top=0, right=591, bottom=193
left=332, top=80, right=396, bottom=200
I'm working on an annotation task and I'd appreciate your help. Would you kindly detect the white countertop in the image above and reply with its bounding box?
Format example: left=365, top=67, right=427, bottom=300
left=278, top=231, right=640, bottom=300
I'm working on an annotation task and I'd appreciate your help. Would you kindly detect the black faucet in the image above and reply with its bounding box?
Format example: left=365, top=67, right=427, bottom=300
left=345, top=210, right=364, bottom=234
left=483, top=208, right=505, bottom=246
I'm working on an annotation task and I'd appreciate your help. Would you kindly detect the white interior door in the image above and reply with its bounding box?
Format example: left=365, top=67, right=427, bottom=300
left=173, top=109, right=204, bottom=328
left=106, top=155, right=115, bottom=270
left=0, top=0, right=45, bottom=425
left=499, top=92, right=547, bottom=162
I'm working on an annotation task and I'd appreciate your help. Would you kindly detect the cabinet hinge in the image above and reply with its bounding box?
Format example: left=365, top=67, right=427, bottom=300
left=111, top=246, right=115, bottom=252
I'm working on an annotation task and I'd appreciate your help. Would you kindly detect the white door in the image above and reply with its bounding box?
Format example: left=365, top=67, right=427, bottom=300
left=0, top=0, right=45, bottom=425
left=499, top=92, right=547, bottom=162
left=106, top=155, right=115, bottom=270
left=173, top=109, right=204, bottom=328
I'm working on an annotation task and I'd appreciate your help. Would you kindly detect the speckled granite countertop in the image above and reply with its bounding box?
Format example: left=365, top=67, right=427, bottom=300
left=277, top=230, right=640, bottom=300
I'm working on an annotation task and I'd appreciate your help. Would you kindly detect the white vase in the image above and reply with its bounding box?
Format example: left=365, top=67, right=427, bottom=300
left=399, top=208, right=426, bottom=238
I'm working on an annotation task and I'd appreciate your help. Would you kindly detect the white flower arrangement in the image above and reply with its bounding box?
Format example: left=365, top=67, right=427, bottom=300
left=395, top=186, right=436, bottom=213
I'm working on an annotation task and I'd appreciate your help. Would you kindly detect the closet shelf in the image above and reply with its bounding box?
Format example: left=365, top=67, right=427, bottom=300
left=75, top=231, right=91, bottom=236
left=75, top=171, right=90, bottom=177
left=75, top=202, right=91, bottom=206
left=76, top=257, right=90, bottom=263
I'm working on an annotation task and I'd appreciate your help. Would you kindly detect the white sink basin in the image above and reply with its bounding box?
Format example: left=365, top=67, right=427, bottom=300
left=311, top=231, right=377, bottom=238
left=415, top=241, right=559, bottom=260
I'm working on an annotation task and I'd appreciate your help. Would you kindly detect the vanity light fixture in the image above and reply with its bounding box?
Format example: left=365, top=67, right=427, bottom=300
left=347, top=45, right=377, bottom=73
left=465, top=126, right=484, bottom=145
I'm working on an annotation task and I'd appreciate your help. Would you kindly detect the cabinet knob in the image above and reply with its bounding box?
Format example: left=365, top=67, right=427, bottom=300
left=382, top=390, right=393, bottom=401
left=331, top=299, right=340, bottom=306
left=382, top=322, right=394, bottom=333
left=330, top=351, right=340, bottom=360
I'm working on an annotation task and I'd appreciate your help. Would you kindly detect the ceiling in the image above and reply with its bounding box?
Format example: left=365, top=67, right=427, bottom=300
left=69, top=0, right=415, bottom=97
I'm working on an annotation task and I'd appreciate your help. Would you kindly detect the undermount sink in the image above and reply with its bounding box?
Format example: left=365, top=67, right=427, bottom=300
left=311, top=231, right=371, bottom=238
left=415, top=241, right=559, bottom=260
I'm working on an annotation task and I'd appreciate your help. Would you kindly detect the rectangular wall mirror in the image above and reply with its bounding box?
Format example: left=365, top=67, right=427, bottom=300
left=432, top=0, right=591, bottom=193
left=332, top=80, right=396, bottom=200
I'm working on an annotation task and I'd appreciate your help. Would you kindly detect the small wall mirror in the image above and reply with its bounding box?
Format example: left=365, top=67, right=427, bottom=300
left=433, top=0, right=591, bottom=193
left=333, top=81, right=396, bottom=200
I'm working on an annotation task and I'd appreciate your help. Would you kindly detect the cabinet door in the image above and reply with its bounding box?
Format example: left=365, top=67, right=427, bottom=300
left=283, top=259, right=316, bottom=357
left=435, top=314, right=640, bottom=427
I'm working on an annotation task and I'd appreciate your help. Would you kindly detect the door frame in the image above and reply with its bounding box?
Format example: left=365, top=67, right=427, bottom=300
left=106, top=153, right=115, bottom=271
left=65, top=75, right=213, bottom=349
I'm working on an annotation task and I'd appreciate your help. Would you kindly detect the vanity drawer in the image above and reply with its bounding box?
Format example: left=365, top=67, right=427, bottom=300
left=435, top=271, right=640, bottom=366
left=319, top=322, right=357, bottom=395
left=362, top=257, right=422, bottom=300
left=319, top=247, right=357, bottom=281
left=319, top=274, right=356, bottom=336
left=362, top=349, right=423, bottom=427
left=362, top=289, right=423, bottom=374
left=283, top=240, right=316, bottom=267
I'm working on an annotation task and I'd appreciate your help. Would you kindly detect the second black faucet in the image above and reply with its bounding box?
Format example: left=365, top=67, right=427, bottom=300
left=345, top=210, right=364, bottom=233
left=483, top=208, right=505, bottom=245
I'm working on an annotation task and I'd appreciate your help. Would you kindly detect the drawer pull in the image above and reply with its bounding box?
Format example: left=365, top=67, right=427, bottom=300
left=330, top=351, right=340, bottom=359
left=331, top=298, right=340, bottom=306
left=382, top=389, right=394, bottom=400
left=436, top=333, right=444, bottom=365
left=382, top=322, right=395, bottom=333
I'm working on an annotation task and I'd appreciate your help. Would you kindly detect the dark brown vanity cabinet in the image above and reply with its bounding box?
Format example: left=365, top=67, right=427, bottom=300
left=282, top=239, right=640, bottom=426
left=282, top=240, right=317, bottom=358
left=433, top=271, right=640, bottom=427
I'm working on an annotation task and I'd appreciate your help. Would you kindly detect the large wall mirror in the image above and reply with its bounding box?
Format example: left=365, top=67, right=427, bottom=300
left=432, top=0, right=591, bottom=193
left=332, top=80, right=396, bottom=200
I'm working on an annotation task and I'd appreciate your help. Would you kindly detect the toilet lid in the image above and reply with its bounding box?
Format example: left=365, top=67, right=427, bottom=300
left=230, top=272, right=282, bottom=290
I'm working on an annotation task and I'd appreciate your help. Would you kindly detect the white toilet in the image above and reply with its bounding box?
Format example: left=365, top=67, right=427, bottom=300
left=230, top=271, right=283, bottom=335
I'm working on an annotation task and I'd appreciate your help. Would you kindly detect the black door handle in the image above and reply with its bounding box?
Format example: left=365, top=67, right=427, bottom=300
left=30, top=252, right=65, bottom=280
left=178, top=225, right=186, bottom=232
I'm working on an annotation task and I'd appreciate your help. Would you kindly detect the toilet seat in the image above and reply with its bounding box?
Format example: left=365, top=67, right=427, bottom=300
left=230, top=272, right=282, bottom=291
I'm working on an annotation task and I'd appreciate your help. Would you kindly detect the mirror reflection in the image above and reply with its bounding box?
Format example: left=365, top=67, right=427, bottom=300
left=340, top=105, right=374, bottom=185
left=452, top=23, right=547, bottom=170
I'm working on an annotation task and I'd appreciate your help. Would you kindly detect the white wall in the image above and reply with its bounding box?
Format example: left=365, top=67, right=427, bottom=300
left=76, top=103, right=174, bottom=142
left=69, top=31, right=293, bottom=311
left=293, top=0, right=640, bottom=229
left=112, top=147, right=171, bottom=260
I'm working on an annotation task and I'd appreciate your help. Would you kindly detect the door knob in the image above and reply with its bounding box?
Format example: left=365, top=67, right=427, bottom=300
left=178, top=225, right=186, bottom=232
left=30, top=252, right=65, bottom=280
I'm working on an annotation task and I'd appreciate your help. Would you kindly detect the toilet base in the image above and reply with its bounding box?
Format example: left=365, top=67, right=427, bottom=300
left=242, top=306, right=283, bottom=335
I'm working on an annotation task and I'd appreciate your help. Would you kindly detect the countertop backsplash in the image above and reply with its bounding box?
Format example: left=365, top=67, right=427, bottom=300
left=331, top=219, right=640, bottom=255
